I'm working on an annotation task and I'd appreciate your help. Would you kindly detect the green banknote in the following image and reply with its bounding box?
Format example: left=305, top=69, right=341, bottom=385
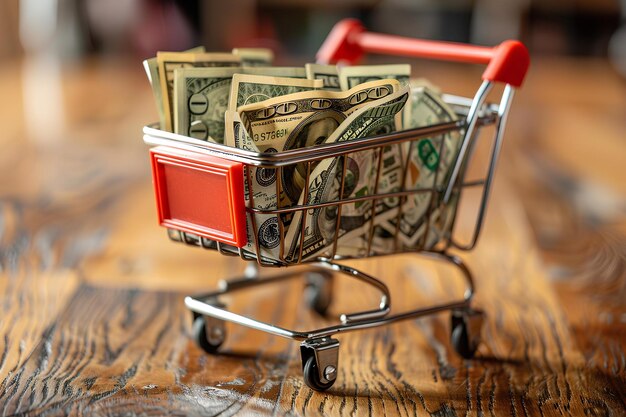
left=237, top=79, right=401, bottom=209
left=157, top=51, right=241, bottom=131
left=227, top=74, right=322, bottom=113
left=173, top=65, right=310, bottom=142
left=173, top=67, right=240, bottom=142
left=380, top=85, right=461, bottom=250
left=283, top=87, right=410, bottom=262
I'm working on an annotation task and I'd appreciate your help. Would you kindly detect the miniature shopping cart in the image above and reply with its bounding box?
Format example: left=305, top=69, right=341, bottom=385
left=143, top=19, right=529, bottom=391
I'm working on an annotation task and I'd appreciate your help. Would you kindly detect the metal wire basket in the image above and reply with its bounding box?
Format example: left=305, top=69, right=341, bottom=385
left=143, top=18, right=529, bottom=391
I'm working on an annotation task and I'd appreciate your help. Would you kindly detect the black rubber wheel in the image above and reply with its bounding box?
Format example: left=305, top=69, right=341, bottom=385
left=450, top=319, right=477, bottom=359
left=303, top=356, right=335, bottom=391
left=305, top=273, right=333, bottom=316
left=192, top=316, right=224, bottom=354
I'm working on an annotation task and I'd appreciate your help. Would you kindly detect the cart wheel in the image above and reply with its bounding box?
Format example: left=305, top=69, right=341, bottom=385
left=305, top=271, right=333, bottom=316
left=303, top=356, right=336, bottom=391
left=192, top=316, right=226, bottom=354
left=450, top=308, right=484, bottom=359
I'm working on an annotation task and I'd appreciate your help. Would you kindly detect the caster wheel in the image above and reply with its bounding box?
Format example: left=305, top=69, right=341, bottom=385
left=303, top=356, right=336, bottom=391
left=450, top=308, right=484, bottom=359
left=192, top=316, right=226, bottom=354
left=305, top=272, right=333, bottom=316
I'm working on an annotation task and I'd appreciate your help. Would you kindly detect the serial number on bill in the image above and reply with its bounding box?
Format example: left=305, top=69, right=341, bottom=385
left=253, top=129, right=289, bottom=142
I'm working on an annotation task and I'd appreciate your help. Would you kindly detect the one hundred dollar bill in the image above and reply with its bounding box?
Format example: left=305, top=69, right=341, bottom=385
left=231, top=79, right=402, bottom=263
left=224, top=110, right=285, bottom=264
left=157, top=51, right=241, bottom=131
left=338, top=64, right=411, bottom=91
left=232, top=48, right=274, bottom=66
left=305, top=63, right=340, bottom=91
left=227, top=74, right=322, bottom=113
left=237, top=79, right=402, bottom=210
left=283, top=87, right=410, bottom=262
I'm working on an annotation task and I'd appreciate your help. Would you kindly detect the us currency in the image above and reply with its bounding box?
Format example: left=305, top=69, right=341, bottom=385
left=283, top=87, right=410, bottom=262
left=173, top=67, right=240, bottom=142
left=143, top=46, right=205, bottom=129
left=231, top=79, right=402, bottom=262
left=236, top=79, right=402, bottom=210
left=232, top=48, right=274, bottom=66
left=324, top=141, right=409, bottom=258
left=379, top=85, right=461, bottom=249
left=338, top=64, right=411, bottom=91
left=224, top=110, right=284, bottom=264
left=173, top=66, right=309, bottom=142
left=157, top=51, right=241, bottom=131
left=227, top=74, right=322, bottom=113
left=305, top=63, right=340, bottom=91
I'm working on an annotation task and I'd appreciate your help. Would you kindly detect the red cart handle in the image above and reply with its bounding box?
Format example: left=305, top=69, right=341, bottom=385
left=317, top=19, right=530, bottom=88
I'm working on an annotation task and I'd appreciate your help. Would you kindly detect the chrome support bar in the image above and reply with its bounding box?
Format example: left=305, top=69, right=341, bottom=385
left=184, top=250, right=475, bottom=341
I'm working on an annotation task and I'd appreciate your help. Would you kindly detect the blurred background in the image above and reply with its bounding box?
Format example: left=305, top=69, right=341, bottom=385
left=0, top=0, right=623, bottom=208
left=0, top=1, right=624, bottom=290
left=1, top=0, right=625, bottom=63
left=0, top=3, right=624, bottom=409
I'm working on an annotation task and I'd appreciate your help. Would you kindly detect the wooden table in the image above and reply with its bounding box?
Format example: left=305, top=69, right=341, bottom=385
left=0, top=56, right=624, bottom=416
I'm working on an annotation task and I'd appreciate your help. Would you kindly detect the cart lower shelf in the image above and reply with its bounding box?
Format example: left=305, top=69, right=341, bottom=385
left=186, top=250, right=485, bottom=391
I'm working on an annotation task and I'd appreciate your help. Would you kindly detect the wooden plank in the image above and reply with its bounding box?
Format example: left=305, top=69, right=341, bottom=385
left=0, top=57, right=624, bottom=416
left=3, top=177, right=623, bottom=415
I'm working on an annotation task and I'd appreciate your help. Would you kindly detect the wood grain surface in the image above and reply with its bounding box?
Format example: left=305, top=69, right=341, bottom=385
left=0, top=57, right=624, bottom=416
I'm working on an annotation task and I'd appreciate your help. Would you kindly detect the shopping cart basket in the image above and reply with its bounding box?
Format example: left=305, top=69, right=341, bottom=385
left=143, top=19, right=529, bottom=391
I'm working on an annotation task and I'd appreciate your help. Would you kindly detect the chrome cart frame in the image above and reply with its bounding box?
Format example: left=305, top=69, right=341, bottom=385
left=143, top=19, right=529, bottom=391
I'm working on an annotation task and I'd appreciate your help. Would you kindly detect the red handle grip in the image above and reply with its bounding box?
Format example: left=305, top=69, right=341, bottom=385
left=316, top=19, right=529, bottom=88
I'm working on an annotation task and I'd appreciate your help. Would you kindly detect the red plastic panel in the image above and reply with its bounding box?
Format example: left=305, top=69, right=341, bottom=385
left=150, top=146, right=247, bottom=247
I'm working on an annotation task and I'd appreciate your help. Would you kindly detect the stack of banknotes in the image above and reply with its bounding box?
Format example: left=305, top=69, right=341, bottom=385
left=144, top=47, right=462, bottom=264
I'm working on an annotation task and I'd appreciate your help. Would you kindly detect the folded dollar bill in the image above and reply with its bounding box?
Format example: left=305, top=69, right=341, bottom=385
left=380, top=85, right=462, bottom=250
left=174, top=66, right=311, bottom=143
left=237, top=79, right=402, bottom=210
left=282, top=86, right=410, bottom=262
left=226, top=79, right=403, bottom=262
